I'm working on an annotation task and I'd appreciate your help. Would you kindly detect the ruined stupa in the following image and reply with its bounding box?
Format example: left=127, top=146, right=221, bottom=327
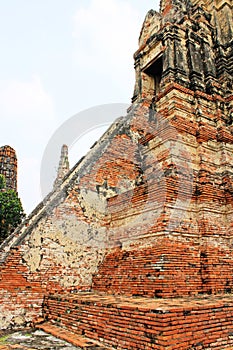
left=0, top=145, right=17, bottom=191
left=0, top=0, right=233, bottom=348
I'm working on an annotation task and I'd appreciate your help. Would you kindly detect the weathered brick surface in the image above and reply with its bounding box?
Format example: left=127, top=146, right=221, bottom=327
left=43, top=292, right=233, bottom=350
left=0, top=146, right=17, bottom=191
left=93, top=239, right=201, bottom=298
left=0, top=0, right=233, bottom=348
left=0, top=248, right=44, bottom=328
left=93, top=238, right=233, bottom=298
left=37, top=322, right=107, bottom=349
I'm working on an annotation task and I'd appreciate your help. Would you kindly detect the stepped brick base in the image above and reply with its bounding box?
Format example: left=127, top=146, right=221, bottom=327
left=42, top=292, right=233, bottom=350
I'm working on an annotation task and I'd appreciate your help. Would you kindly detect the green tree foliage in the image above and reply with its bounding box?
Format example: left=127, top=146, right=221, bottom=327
left=0, top=174, right=25, bottom=244
left=0, top=174, right=6, bottom=190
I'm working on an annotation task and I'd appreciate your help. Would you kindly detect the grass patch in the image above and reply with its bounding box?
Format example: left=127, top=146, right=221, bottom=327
left=0, top=334, right=10, bottom=344
left=24, top=333, right=32, bottom=337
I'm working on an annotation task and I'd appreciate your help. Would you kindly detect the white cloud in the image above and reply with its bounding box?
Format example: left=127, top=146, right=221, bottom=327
left=0, top=75, right=55, bottom=145
left=73, top=0, right=139, bottom=62
left=0, top=76, right=56, bottom=213
left=0, top=1, right=160, bottom=214
left=17, top=156, right=41, bottom=214
left=69, top=124, right=110, bottom=166
left=72, top=0, right=142, bottom=95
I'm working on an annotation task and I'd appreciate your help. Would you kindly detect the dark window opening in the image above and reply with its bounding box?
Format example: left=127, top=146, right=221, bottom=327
left=144, top=56, right=163, bottom=98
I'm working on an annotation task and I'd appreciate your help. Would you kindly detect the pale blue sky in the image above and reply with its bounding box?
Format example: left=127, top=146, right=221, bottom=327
left=0, top=0, right=160, bottom=213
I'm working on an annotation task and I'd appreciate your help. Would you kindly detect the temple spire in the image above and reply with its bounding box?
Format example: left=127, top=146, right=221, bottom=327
left=54, top=144, right=70, bottom=188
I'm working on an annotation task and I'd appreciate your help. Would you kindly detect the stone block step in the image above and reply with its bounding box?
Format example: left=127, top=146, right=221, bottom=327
left=36, top=322, right=111, bottom=349
left=42, top=291, right=233, bottom=350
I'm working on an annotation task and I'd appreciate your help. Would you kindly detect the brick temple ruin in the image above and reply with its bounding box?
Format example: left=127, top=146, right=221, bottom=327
left=0, top=0, right=233, bottom=348
left=0, top=145, right=17, bottom=191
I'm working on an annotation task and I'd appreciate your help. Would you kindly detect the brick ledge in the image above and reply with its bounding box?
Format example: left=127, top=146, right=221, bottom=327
left=36, top=322, right=112, bottom=349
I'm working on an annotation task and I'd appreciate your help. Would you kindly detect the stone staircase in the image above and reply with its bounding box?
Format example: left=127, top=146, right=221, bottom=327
left=39, top=291, right=233, bottom=350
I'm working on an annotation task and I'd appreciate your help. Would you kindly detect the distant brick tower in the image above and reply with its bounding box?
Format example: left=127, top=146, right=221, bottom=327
left=0, top=146, right=17, bottom=192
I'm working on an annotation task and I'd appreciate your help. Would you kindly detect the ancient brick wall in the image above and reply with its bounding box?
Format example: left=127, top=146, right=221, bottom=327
left=43, top=293, right=233, bottom=350
left=93, top=236, right=233, bottom=298
left=0, top=114, right=142, bottom=328
left=0, top=1, right=233, bottom=346
left=0, top=247, right=44, bottom=328
left=0, top=100, right=233, bottom=329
